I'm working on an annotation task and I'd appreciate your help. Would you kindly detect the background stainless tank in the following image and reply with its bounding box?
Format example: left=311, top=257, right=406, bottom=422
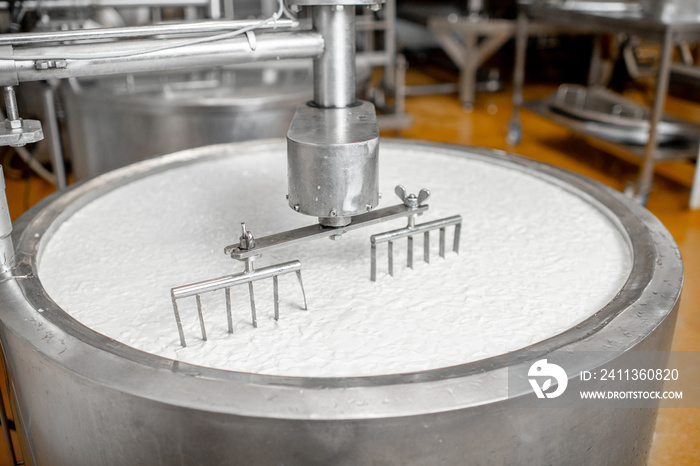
left=60, top=63, right=315, bottom=179
left=0, top=139, right=682, bottom=465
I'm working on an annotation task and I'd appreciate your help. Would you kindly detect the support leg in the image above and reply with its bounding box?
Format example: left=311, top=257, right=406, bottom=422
left=587, top=34, right=603, bottom=87
left=41, top=84, right=67, bottom=189
left=690, top=145, right=700, bottom=210
left=632, top=27, right=674, bottom=204
left=459, top=28, right=478, bottom=111
left=507, top=10, right=528, bottom=146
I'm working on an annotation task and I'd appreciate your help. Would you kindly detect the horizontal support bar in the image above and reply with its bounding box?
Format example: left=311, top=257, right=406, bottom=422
left=0, top=0, right=210, bottom=9
left=225, top=203, right=429, bottom=260
left=172, top=260, right=302, bottom=300
left=0, top=19, right=298, bottom=46
left=2, top=30, right=323, bottom=85
left=371, top=215, right=462, bottom=244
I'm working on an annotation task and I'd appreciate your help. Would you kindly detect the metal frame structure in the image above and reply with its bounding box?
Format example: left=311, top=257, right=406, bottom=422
left=356, top=0, right=411, bottom=129
left=395, top=0, right=589, bottom=111
left=508, top=0, right=700, bottom=209
left=423, top=10, right=577, bottom=110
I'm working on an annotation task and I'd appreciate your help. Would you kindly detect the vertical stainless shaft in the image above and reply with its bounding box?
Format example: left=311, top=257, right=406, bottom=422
left=312, top=5, right=356, bottom=108
left=3, top=87, right=19, bottom=121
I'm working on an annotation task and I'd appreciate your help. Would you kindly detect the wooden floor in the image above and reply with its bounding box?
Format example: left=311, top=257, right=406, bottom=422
left=2, top=71, right=699, bottom=464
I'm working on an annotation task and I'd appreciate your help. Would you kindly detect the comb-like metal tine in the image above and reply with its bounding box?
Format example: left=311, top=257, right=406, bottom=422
left=439, top=227, right=446, bottom=258
left=388, top=240, right=394, bottom=276
left=424, top=231, right=430, bottom=263
left=225, top=287, right=233, bottom=333
left=171, top=292, right=187, bottom=347
left=368, top=214, right=462, bottom=281
left=196, top=294, right=207, bottom=341
left=370, top=242, right=377, bottom=281
left=296, top=270, right=308, bottom=310
left=171, top=260, right=306, bottom=345
left=248, top=282, right=257, bottom=328
left=273, top=275, right=280, bottom=320
left=453, top=223, right=461, bottom=254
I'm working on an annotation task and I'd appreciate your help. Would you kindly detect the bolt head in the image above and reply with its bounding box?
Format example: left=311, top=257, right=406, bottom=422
left=329, top=210, right=337, bottom=217
left=293, top=204, right=300, bottom=212
left=4, top=119, right=21, bottom=130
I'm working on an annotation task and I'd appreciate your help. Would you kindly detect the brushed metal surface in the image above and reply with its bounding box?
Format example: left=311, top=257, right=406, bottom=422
left=0, top=139, right=682, bottom=465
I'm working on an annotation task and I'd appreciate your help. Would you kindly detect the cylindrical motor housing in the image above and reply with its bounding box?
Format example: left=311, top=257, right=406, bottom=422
left=287, top=100, right=379, bottom=226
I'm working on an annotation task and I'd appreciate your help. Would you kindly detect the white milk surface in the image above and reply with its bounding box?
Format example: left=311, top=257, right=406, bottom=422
left=39, top=142, right=632, bottom=377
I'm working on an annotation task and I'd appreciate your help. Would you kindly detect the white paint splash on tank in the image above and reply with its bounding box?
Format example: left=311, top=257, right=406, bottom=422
left=38, top=143, right=631, bottom=377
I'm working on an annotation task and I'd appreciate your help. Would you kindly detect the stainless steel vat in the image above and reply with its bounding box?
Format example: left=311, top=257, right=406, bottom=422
left=548, top=84, right=700, bottom=146
left=60, top=63, right=314, bottom=179
left=0, top=139, right=682, bottom=465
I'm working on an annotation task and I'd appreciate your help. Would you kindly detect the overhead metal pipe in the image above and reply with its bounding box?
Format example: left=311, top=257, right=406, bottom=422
left=0, top=0, right=212, bottom=9
left=0, top=30, right=324, bottom=86
left=0, top=19, right=298, bottom=46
